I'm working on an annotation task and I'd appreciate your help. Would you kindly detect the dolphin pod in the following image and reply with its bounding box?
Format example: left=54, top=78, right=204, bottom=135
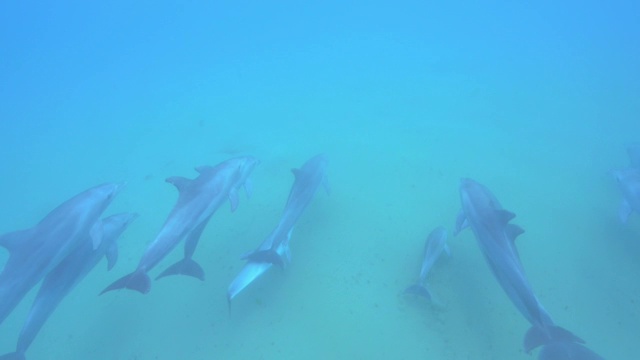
left=0, top=151, right=624, bottom=359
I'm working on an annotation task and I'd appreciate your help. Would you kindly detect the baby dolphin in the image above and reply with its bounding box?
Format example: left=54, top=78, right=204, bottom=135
left=403, top=226, right=449, bottom=301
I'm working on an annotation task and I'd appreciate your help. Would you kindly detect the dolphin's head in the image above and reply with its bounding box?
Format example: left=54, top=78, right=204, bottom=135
left=459, top=178, right=502, bottom=217
left=89, top=182, right=126, bottom=205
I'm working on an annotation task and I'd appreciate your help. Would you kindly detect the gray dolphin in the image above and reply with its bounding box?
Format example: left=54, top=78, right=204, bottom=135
left=241, top=154, right=329, bottom=268
left=0, top=213, right=137, bottom=360
left=228, top=154, right=328, bottom=303
left=613, top=168, right=640, bottom=223
left=0, top=182, right=124, bottom=326
left=456, top=178, right=603, bottom=359
left=403, top=226, right=449, bottom=301
left=101, top=156, right=258, bottom=295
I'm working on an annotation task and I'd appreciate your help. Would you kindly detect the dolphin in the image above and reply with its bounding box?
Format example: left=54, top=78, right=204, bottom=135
left=228, top=154, right=328, bottom=303
left=403, top=226, right=449, bottom=301
left=241, top=154, right=329, bottom=268
left=612, top=167, right=640, bottom=223
left=456, top=178, right=603, bottom=359
left=0, top=182, right=124, bottom=326
left=0, top=213, right=137, bottom=360
left=101, top=156, right=258, bottom=295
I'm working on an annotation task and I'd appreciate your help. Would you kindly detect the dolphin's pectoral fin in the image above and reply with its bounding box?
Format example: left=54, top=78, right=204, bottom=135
left=0, top=229, right=32, bottom=253
left=229, top=188, right=239, bottom=212
left=105, top=241, right=119, bottom=271
left=322, top=176, right=331, bottom=195
left=443, top=243, right=452, bottom=257
left=90, top=221, right=104, bottom=250
left=244, top=178, right=253, bottom=198
left=454, top=211, right=468, bottom=236
left=619, top=199, right=632, bottom=223
left=291, top=168, right=301, bottom=179
left=156, top=258, right=205, bottom=281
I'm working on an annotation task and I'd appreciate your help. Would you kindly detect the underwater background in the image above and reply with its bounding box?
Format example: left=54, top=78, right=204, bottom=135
left=1, top=1, right=639, bottom=359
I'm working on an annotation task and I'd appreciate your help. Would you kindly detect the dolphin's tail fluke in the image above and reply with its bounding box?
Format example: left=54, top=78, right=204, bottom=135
left=155, top=258, right=205, bottom=281
left=403, top=283, right=432, bottom=301
left=0, top=352, right=26, bottom=360
left=100, top=269, right=151, bottom=295
left=524, top=325, right=584, bottom=353
left=243, top=249, right=284, bottom=267
left=524, top=325, right=604, bottom=359
left=538, top=341, right=605, bottom=360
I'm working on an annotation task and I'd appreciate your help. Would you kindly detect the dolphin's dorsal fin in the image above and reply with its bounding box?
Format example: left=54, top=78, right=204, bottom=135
left=166, top=176, right=191, bottom=191
left=106, top=241, right=119, bottom=271
left=496, top=209, right=516, bottom=224
left=0, top=229, right=32, bottom=253
left=505, top=224, right=525, bottom=242
left=90, top=221, right=104, bottom=250
left=195, top=165, right=214, bottom=174
left=229, top=188, right=239, bottom=212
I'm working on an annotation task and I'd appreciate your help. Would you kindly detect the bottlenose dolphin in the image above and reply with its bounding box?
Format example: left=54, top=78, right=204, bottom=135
left=0, top=182, right=124, bottom=326
left=0, top=213, right=137, bottom=360
left=456, top=178, right=603, bottom=359
left=242, top=154, right=329, bottom=268
left=228, top=154, right=328, bottom=303
left=403, top=226, right=449, bottom=301
left=612, top=168, right=640, bottom=223
left=101, top=156, right=258, bottom=295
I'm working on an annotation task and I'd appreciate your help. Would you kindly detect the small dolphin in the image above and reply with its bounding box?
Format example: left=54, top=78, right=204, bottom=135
left=0, top=182, right=124, bottom=326
left=456, top=178, right=603, bottom=359
left=101, top=156, right=258, bottom=295
left=403, top=226, right=449, bottom=301
left=0, top=213, right=137, bottom=360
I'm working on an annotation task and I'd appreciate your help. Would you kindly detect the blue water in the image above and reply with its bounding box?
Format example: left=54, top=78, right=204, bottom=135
left=1, top=1, right=639, bottom=359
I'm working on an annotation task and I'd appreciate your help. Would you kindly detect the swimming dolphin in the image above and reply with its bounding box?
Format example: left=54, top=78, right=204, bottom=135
left=0, top=182, right=124, bottom=326
left=101, top=156, right=258, bottom=295
left=228, top=154, right=328, bottom=303
left=0, top=213, right=137, bottom=360
left=403, top=226, right=449, bottom=301
left=456, top=178, right=603, bottom=359
left=612, top=167, right=640, bottom=223
left=242, top=154, right=329, bottom=268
